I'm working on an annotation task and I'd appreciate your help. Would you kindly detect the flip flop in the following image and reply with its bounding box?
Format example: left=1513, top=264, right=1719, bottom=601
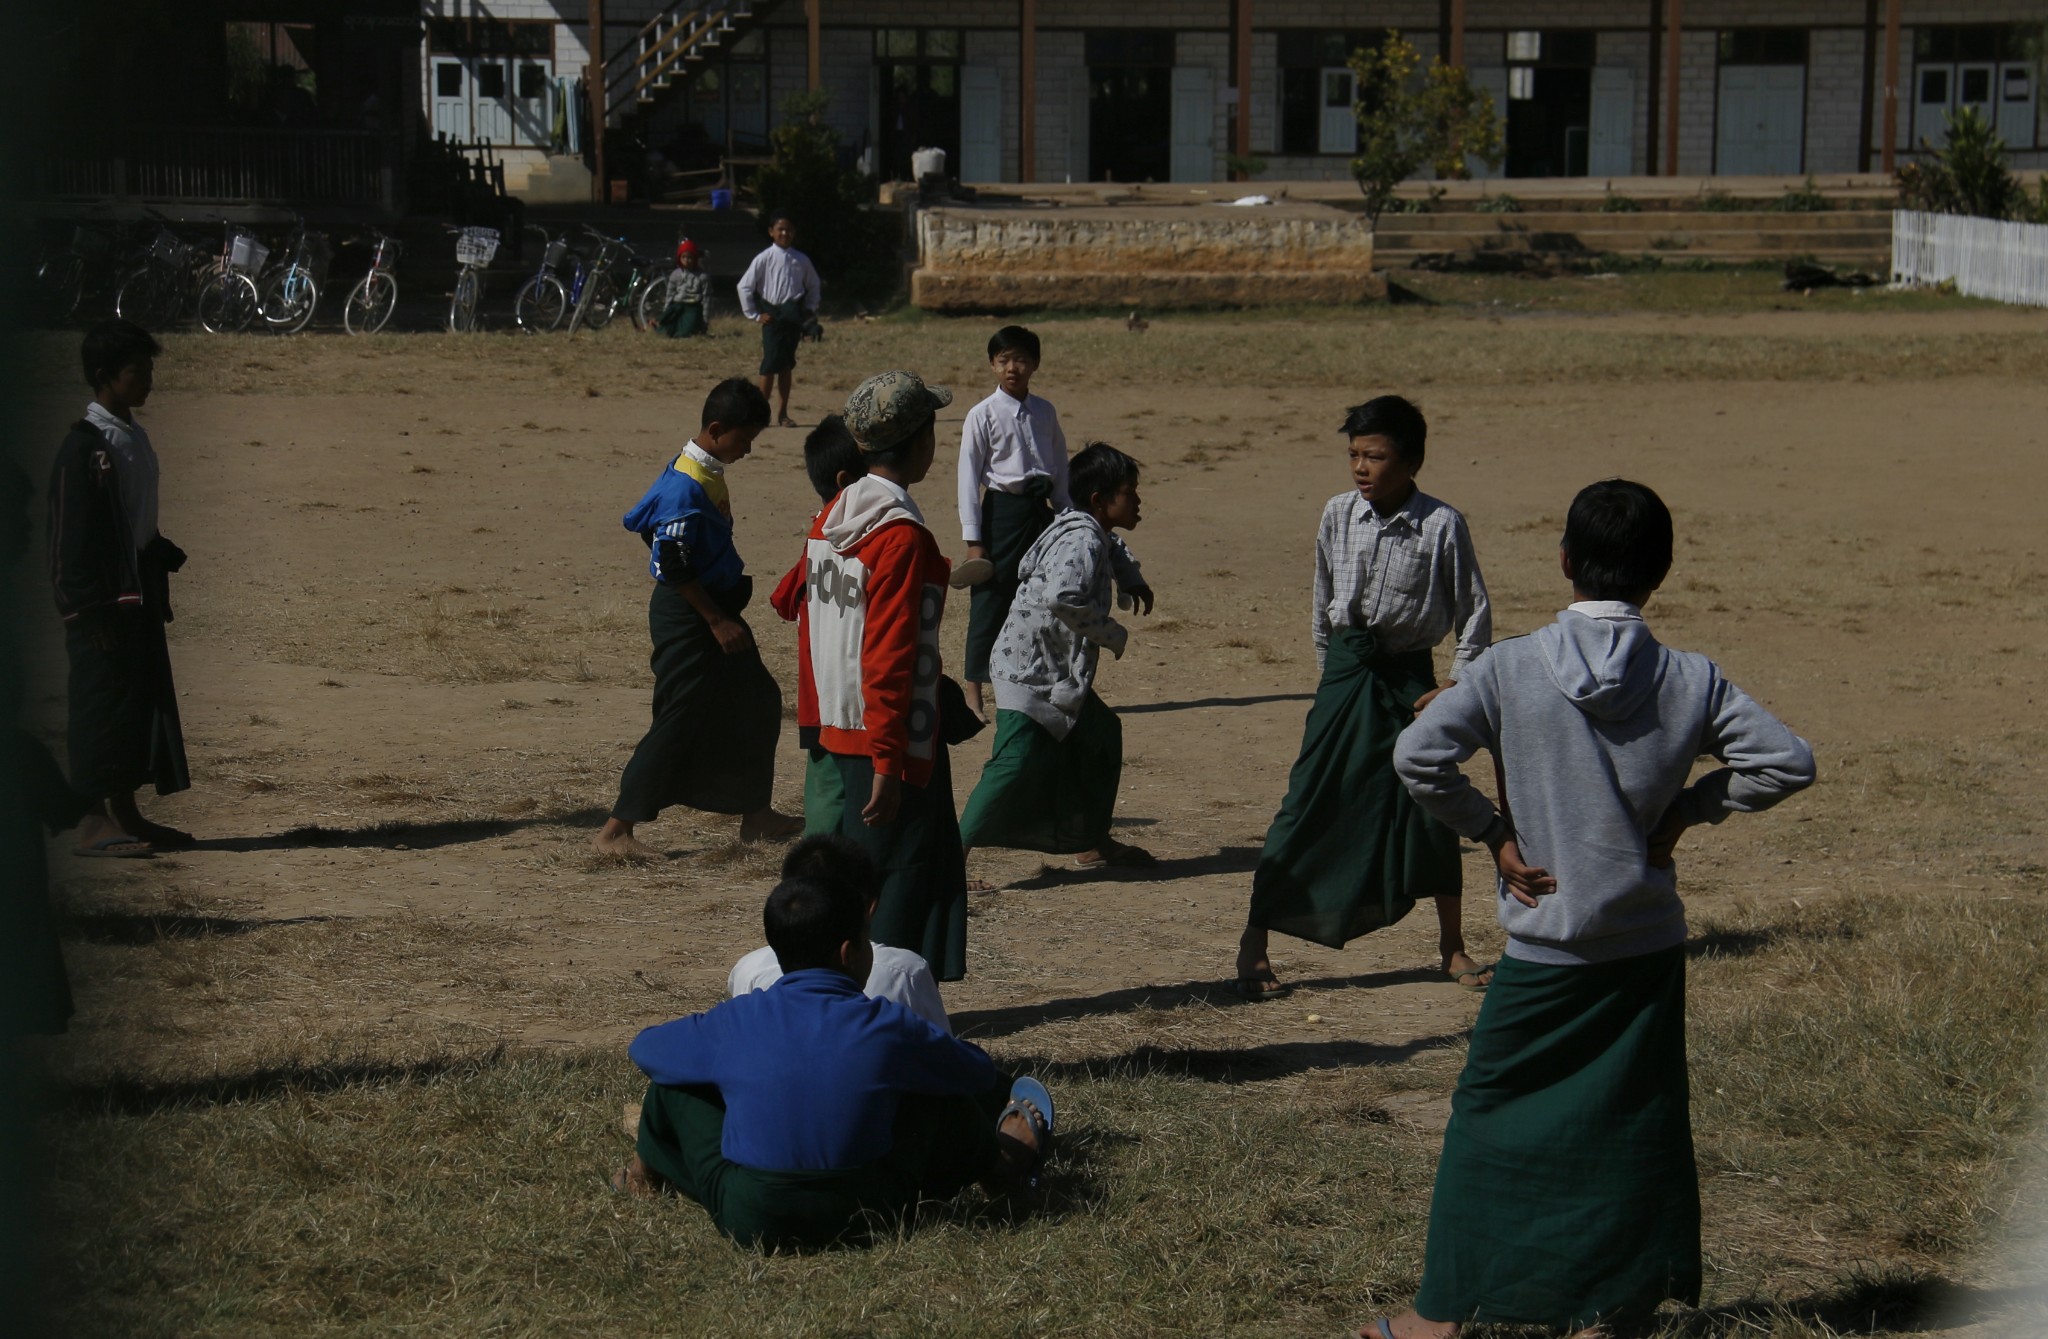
left=76, top=835, right=154, bottom=859
left=1447, top=961, right=1494, bottom=992
left=949, top=557, right=995, bottom=589
left=997, top=1076, right=1055, bottom=1188
left=1365, top=1319, right=1399, bottom=1339
left=1231, top=972, right=1291, bottom=1002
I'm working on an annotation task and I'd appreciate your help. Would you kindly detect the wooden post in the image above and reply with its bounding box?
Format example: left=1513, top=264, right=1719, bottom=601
left=1662, top=0, right=1682, bottom=176
left=1448, top=0, right=1466, bottom=69
left=1881, top=0, right=1902, bottom=172
left=807, top=0, right=821, bottom=92
left=1021, top=0, right=1038, bottom=182
left=588, top=0, right=606, bottom=203
left=1234, top=0, right=1252, bottom=170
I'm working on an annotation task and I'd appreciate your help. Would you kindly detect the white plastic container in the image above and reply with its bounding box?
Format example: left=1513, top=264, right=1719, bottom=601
left=911, top=146, right=947, bottom=180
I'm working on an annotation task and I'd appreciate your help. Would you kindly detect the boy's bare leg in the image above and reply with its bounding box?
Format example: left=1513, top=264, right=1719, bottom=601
left=966, top=679, right=987, bottom=718
left=981, top=1100, right=1046, bottom=1195
left=1436, top=893, right=1492, bottom=987
left=1234, top=922, right=1286, bottom=995
left=774, top=371, right=795, bottom=428
left=738, top=806, right=803, bottom=842
left=592, top=817, right=664, bottom=860
left=611, top=1153, right=665, bottom=1198
left=110, top=791, right=192, bottom=848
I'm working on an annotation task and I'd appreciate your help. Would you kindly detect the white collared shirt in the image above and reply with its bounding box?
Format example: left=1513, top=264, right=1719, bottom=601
left=728, top=945, right=952, bottom=1033
left=84, top=400, right=158, bottom=550
left=1566, top=599, right=1644, bottom=621
left=735, top=242, right=822, bottom=319
left=956, top=387, right=1071, bottom=541
left=682, top=441, right=723, bottom=475
left=1312, top=487, right=1492, bottom=674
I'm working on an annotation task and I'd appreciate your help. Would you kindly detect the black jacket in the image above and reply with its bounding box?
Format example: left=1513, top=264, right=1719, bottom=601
left=47, top=421, right=182, bottom=624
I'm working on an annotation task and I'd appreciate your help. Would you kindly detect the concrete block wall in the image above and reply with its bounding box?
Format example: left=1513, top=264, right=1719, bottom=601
left=1033, top=31, right=1085, bottom=182
left=1806, top=27, right=1864, bottom=173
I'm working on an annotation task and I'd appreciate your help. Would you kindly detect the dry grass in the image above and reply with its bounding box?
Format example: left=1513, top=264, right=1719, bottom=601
left=33, top=895, right=2045, bottom=1337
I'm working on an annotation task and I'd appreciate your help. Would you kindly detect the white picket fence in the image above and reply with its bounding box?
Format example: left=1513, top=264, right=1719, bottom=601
left=1892, top=210, right=2048, bottom=308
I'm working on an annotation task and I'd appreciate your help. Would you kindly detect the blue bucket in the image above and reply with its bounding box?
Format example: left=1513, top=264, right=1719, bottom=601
left=710, top=188, right=733, bottom=211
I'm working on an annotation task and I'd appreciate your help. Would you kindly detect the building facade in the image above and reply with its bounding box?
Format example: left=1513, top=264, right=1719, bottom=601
left=418, top=1, right=2045, bottom=194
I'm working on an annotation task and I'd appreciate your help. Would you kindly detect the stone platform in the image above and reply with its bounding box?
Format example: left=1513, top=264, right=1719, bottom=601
left=910, top=202, right=1381, bottom=311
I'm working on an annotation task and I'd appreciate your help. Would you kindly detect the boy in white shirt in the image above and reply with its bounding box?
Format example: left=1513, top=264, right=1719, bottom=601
left=736, top=213, right=821, bottom=429
left=956, top=326, right=1150, bottom=719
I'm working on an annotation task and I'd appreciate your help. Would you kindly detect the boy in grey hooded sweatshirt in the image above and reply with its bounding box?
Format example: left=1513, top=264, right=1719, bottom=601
left=1369, top=479, right=1815, bottom=1338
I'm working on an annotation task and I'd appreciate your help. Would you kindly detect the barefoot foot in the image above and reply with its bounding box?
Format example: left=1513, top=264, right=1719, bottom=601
left=611, top=1155, right=663, bottom=1198
left=591, top=828, right=664, bottom=861
left=738, top=809, right=804, bottom=843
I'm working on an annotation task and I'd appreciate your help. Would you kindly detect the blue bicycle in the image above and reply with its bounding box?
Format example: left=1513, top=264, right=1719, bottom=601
left=512, top=225, right=580, bottom=332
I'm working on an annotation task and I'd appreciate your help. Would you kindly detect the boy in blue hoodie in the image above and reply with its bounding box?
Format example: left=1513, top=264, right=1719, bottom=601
left=1368, top=479, right=1816, bottom=1338
left=615, top=869, right=1053, bottom=1249
left=593, top=378, right=801, bottom=859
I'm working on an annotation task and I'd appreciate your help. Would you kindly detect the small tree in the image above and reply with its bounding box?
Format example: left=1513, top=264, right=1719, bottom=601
left=1895, top=106, right=2022, bottom=220
left=1348, top=32, right=1503, bottom=225
left=752, top=89, right=902, bottom=300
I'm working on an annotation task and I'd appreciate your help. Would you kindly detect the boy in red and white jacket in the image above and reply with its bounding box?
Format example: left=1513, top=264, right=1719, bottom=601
left=798, top=371, right=970, bottom=982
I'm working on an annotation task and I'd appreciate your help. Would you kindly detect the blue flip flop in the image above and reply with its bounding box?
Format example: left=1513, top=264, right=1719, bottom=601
left=997, top=1076, right=1055, bottom=1188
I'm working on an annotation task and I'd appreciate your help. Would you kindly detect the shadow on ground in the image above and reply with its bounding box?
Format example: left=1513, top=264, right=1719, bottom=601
left=185, top=806, right=613, bottom=853
left=61, top=911, right=339, bottom=944
left=998, top=844, right=1264, bottom=891
left=1119, top=692, right=1315, bottom=716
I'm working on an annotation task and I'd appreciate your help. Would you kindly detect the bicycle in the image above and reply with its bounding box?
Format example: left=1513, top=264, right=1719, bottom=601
left=195, top=222, right=267, bottom=334
left=114, top=209, right=204, bottom=331
left=511, top=225, right=575, bottom=332
left=33, top=217, right=125, bottom=324
left=258, top=215, right=330, bottom=334
left=446, top=225, right=498, bottom=333
left=344, top=228, right=403, bottom=335
left=566, top=225, right=628, bottom=335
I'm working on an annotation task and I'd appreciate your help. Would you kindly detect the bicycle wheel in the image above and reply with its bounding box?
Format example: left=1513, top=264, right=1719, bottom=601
left=114, top=264, right=180, bottom=330
left=33, top=252, right=84, bottom=323
left=346, top=270, right=398, bottom=335
left=635, top=278, right=666, bottom=332
left=582, top=272, right=620, bottom=331
left=196, top=272, right=261, bottom=333
left=447, top=268, right=482, bottom=333
left=512, top=274, right=566, bottom=331
left=260, top=266, right=318, bottom=333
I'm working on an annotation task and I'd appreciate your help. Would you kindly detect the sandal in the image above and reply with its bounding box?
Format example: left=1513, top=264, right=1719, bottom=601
left=1230, top=970, right=1290, bottom=1002
left=76, top=835, right=154, bottom=859
left=1446, top=960, right=1494, bottom=992
left=996, top=1076, right=1055, bottom=1189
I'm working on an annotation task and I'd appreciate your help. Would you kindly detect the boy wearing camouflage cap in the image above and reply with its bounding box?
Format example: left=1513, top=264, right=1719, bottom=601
left=798, top=371, right=972, bottom=981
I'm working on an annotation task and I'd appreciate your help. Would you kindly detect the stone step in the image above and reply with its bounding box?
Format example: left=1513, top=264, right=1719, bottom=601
left=1372, top=209, right=1892, bottom=235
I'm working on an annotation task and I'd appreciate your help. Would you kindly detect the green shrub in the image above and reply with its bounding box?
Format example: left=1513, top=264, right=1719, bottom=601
left=1223, top=153, right=1269, bottom=180
left=1698, top=189, right=1744, bottom=213
left=1771, top=176, right=1832, bottom=212
left=753, top=89, right=903, bottom=304
left=1347, top=31, right=1503, bottom=224
left=1895, top=107, right=2022, bottom=220
left=1599, top=191, right=1642, bottom=213
left=1473, top=192, right=1522, bottom=214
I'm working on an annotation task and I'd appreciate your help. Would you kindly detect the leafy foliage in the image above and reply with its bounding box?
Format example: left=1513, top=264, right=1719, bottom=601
left=1599, top=191, right=1642, bottom=214
left=753, top=90, right=902, bottom=302
left=1346, top=32, right=1503, bottom=225
left=1770, top=176, right=1832, bottom=213
left=1473, top=192, right=1522, bottom=214
left=1895, top=107, right=2022, bottom=220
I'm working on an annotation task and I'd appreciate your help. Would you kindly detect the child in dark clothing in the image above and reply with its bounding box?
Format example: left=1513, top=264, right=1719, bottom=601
left=48, top=319, right=192, bottom=857
left=593, top=378, right=802, bottom=859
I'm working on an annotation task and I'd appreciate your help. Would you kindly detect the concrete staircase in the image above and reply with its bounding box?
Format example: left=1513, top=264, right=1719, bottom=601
left=1371, top=208, right=1893, bottom=269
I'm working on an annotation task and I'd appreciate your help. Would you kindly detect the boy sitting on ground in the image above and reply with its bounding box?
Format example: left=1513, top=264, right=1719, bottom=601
left=1365, top=479, right=1815, bottom=1338
left=728, top=834, right=951, bottom=1032
left=959, top=442, right=1155, bottom=871
left=617, top=870, right=1052, bottom=1250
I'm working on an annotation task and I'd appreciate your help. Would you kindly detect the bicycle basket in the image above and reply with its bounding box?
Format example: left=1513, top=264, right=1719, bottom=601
left=148, top=228, right=192, bottom=267
left=227, top=232, right=269, bottom=276
left=542, top=237, right=567, bottom=270
left=455, top=227, right=500, bottom=267
left=71, top=225, right=113, bottom=260
left=371, top=236, right=403, bottom=270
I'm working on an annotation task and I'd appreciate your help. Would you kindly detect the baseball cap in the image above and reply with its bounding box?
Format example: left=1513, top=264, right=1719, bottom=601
left=844, top=370, right=953, bottom=453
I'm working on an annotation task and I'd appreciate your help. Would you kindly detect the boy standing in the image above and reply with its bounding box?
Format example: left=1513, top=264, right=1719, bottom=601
left=1235, top=396, right=1490, bottom=998
left=653, top=238, right=710, bottom=338
left=48, top=319, right=192, bottom=857
left=736, top=213, right=820, bottom=429
left=593, top=378, right=801, bottom=859
left=617, top=870, right=1053, bottom=1249
left=959, top=442, right=1154, bottom=869
left=956, top=326, right=1152, bottom=720
left=802, top=371, right=971, bottom=981
left=1368, top=479, right=1815, bottom=1336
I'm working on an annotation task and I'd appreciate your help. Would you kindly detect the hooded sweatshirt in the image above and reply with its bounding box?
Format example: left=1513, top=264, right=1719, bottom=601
left=801, top=475, right=950, bottom=787
left=990, top=509, right=1128, bottom=739
left=1394, top=602, right=1815, bottom=965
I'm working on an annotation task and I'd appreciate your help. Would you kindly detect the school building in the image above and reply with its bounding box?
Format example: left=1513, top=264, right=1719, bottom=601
left=419, top=1, right=2045, bottom=196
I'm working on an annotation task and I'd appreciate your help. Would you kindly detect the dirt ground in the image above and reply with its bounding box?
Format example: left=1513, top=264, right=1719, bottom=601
left=16, top=301, right=2047, bottom=1149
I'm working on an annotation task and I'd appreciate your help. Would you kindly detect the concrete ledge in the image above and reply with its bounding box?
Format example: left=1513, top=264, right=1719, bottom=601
left=910, top=268, right=1388, bottom=311
left=913, top=202, right=1377, bottom=310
